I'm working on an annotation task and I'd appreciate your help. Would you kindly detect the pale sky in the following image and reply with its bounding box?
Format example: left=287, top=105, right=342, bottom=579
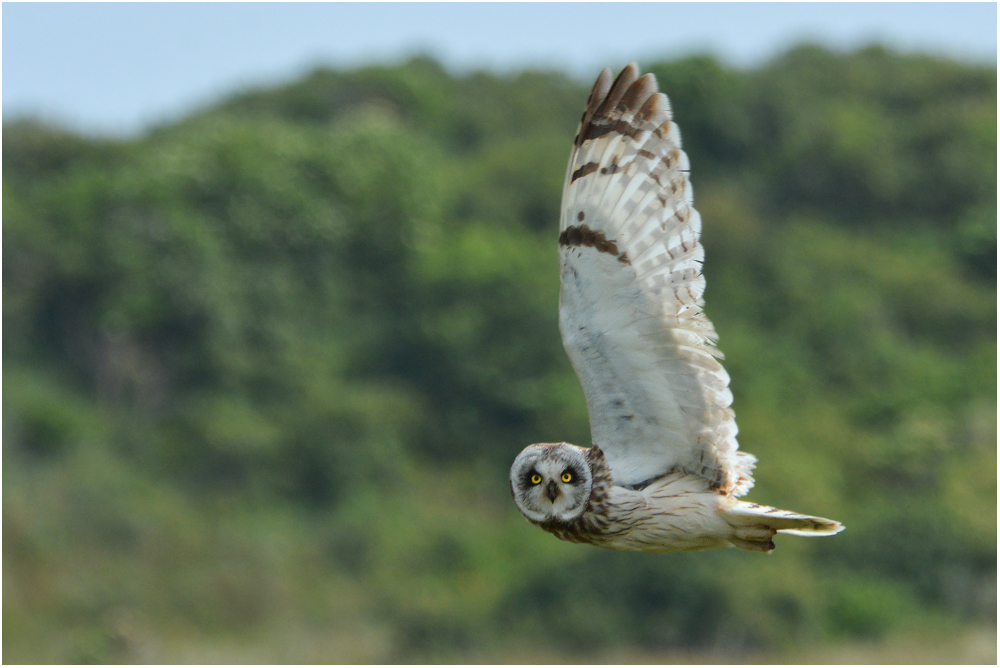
left=3, top=2, right=997, bottom=136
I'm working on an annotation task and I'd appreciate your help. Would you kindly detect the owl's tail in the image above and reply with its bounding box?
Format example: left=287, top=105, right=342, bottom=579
left=721, top=502, right=844, bottom=553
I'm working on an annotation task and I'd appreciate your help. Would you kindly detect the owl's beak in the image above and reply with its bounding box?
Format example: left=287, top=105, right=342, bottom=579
left=546, top=480, right=560, bottom=502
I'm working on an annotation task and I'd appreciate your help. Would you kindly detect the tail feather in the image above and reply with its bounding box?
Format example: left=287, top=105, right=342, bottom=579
left=724, top=502, right=844, bottom=537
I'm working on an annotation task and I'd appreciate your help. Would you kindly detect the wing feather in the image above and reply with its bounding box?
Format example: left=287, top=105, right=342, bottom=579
left=559, top=63, right=755, bottom=495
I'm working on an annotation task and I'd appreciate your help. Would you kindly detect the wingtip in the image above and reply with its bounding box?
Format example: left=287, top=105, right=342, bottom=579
left=593, top=63, right=641, bottom=117
left=588, top=68, right=613, bottom=104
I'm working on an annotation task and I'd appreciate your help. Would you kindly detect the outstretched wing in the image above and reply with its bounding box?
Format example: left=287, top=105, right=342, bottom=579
left=559, top=63, right=755, bottom=495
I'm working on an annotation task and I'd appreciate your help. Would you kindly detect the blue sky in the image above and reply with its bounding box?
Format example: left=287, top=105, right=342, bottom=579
left=3, top=2, right=996, bottom=136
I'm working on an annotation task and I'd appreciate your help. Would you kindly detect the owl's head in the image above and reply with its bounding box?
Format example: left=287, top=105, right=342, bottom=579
left=510, top=443, right=593, bottom=524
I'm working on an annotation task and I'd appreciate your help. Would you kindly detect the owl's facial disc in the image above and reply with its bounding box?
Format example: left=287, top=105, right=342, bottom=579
left=510, top=443, right=593, bottom=524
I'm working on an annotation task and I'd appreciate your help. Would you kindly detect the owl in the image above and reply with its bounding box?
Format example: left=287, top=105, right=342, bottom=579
left=510, top=63, right=844, bottom=553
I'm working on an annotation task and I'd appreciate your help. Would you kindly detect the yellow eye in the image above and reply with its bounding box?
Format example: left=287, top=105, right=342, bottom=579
left=561, top=472, right=573, bottom=483
left=530, top=474, right=542, bottom=485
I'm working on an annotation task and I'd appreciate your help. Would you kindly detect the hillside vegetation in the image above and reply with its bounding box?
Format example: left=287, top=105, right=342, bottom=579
left=3, top=46, right=996, bottom=662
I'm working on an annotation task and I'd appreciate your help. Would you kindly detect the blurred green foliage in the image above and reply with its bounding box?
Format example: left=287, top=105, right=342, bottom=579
left=3, top=46, right=996, bottom=662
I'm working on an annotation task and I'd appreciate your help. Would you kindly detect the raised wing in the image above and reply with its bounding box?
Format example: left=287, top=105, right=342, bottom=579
left=559, top=63, right=755, bottom=495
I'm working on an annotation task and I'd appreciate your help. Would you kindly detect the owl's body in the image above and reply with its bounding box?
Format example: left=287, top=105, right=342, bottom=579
left=542, top=458, right=736, bottom=553
left=510, top=64, right=843, bottom=553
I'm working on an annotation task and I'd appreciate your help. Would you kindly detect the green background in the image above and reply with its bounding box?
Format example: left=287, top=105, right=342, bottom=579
left=4, top=45, right=996, bottom=662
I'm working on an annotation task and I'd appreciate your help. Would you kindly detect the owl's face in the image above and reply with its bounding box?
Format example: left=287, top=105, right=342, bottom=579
left=510, top=443, right=593, bottom=524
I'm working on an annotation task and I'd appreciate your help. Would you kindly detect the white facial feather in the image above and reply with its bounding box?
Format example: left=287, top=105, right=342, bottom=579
left=510, top=444, right=593, bottom=524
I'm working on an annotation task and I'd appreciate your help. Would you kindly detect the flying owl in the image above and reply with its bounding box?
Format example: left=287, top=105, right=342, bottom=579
left=510, top=63, right=844, bottom=553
